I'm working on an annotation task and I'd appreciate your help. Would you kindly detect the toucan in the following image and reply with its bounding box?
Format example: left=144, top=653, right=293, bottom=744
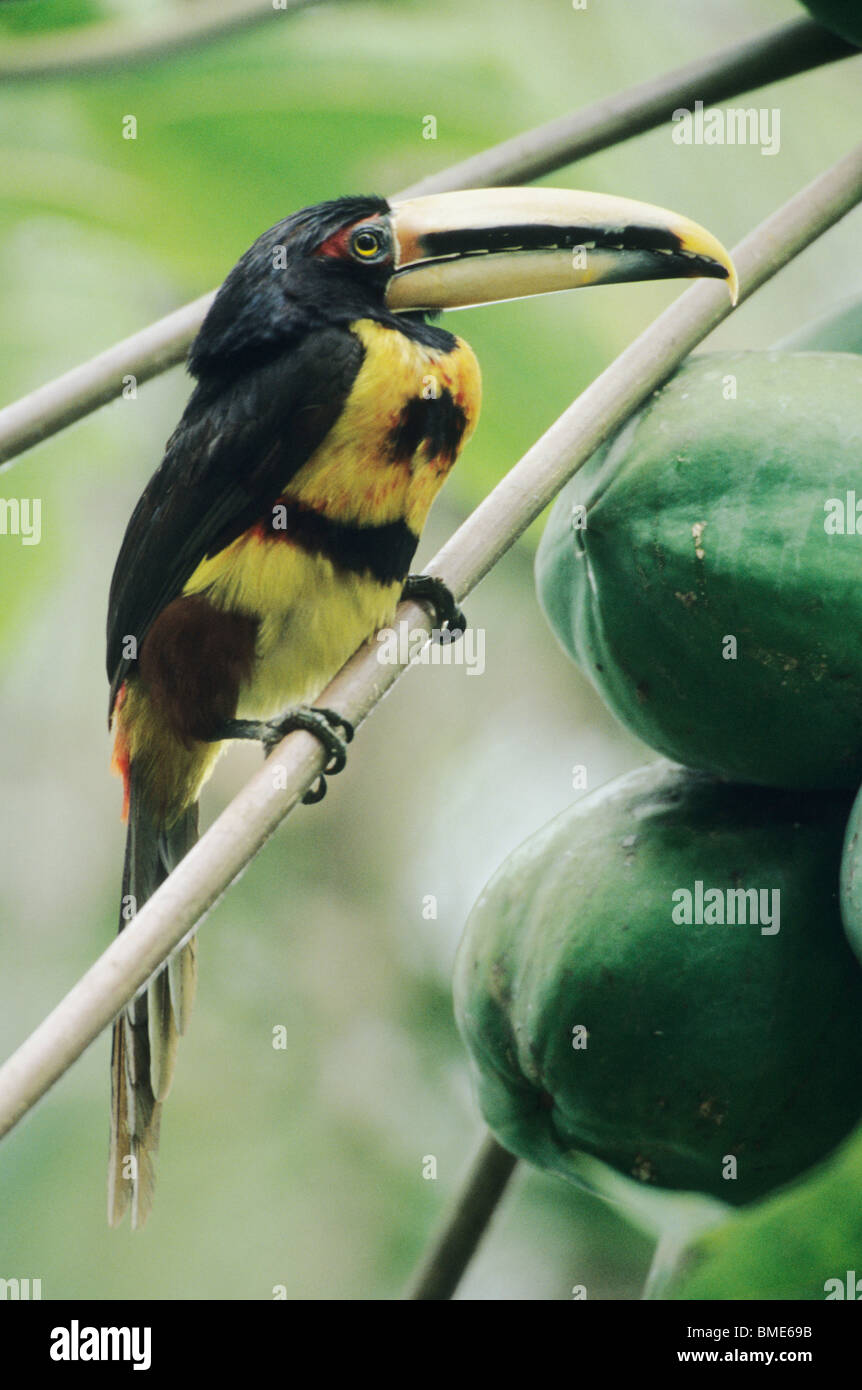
left=106, top=186, right=736, bottom=1226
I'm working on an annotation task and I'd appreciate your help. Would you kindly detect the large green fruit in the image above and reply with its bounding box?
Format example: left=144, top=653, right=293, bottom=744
left=535, top=352, right=862, bottom=788
left=776, top=292, right=862, bottom=353
left=840, top=780, right=862, bottom=966
left=797, top=0, right=862, bottom=46
left=454, top=763, right=862, bottom=1205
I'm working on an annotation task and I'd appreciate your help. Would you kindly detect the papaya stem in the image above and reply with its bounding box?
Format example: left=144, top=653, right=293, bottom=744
left=404, top=1135, right=519, bottom=1301
left=642, top=1230, right=687, bottom=1301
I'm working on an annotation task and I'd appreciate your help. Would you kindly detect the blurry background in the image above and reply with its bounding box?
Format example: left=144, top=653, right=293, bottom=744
left=0, top=0, right=859, bottom=1300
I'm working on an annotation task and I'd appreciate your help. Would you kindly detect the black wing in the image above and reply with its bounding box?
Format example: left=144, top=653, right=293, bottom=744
left=106, top=325, right=364, bottom=713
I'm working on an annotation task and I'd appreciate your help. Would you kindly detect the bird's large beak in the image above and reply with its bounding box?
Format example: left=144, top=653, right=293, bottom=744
left=385, top=187, right=738, bottom=311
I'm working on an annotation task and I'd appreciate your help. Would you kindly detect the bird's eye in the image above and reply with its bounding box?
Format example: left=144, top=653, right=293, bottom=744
left=350, top=225, right=386, bottom=260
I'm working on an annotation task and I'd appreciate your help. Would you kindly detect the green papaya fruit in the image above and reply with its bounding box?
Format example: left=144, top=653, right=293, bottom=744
left=840, top=780, right=862, bottom=966
left=776, top=292, right=862, bottom=353
left=454, top=762, right=862, bottom=1206
left=797, top=0, right=862, bottom=46
left=666, top=1121, right=862, bottom=1299
left=535, top=352, right=862, bottom=788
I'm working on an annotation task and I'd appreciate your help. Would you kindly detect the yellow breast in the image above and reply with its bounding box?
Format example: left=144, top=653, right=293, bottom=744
left=182, top=317, right=481, bottom=719
left=286, top=317, right=481, bottom=533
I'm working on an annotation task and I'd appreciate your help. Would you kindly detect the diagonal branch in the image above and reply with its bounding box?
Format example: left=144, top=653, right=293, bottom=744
left=400, top=17, right=856, bottom=197
left=0, top=0, right=321, bottom=81
left=0, top=16, right=856, bottom=469
left=0, top=141, right=860, bottom=1145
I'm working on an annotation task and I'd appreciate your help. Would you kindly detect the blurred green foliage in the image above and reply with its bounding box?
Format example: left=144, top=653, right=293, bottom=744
left=0, top=0, right=860, bottom=1300
left=0, top=0, right=105, bottom=35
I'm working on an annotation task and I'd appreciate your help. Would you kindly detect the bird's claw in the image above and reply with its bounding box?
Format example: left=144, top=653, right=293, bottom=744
left=262, top=706, right=354, bottom=803
left=402, top=573, right=466, bottom=642
left=208, top=708, right=353, bottom=804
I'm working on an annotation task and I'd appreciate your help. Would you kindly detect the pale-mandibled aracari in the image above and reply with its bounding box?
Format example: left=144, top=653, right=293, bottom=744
left=106, top=186, right=736, bottom=1225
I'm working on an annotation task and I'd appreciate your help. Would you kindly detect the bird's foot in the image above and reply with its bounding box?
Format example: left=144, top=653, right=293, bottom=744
left=402, top=573, right=466, bottom=642
left=208, top=707, right=354, bottom=804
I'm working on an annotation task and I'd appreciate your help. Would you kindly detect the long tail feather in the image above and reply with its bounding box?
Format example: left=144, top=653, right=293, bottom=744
left=108, top=769, right=199, bottom=1228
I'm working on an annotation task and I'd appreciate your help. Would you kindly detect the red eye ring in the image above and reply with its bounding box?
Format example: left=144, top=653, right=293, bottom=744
left=315, top=219, right=389, bottom=263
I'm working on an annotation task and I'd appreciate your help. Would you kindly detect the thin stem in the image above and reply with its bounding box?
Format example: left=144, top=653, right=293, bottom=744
left=0, top=0, right=319, bottom=81
left=400, top=17, right=856, bottom=198
left=405, top=1136, right=519, bottom=1301
left=0, top=143, right=859, bottom=1148
left=0, top=17, right=856, bottom=469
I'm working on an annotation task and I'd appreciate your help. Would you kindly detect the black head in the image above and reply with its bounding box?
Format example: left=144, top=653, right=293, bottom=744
left=188, top=195, right=399, bottom=378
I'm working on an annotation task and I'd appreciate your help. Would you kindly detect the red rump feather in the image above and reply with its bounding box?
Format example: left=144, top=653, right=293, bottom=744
left=110, top=682, right=131, bottom=823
